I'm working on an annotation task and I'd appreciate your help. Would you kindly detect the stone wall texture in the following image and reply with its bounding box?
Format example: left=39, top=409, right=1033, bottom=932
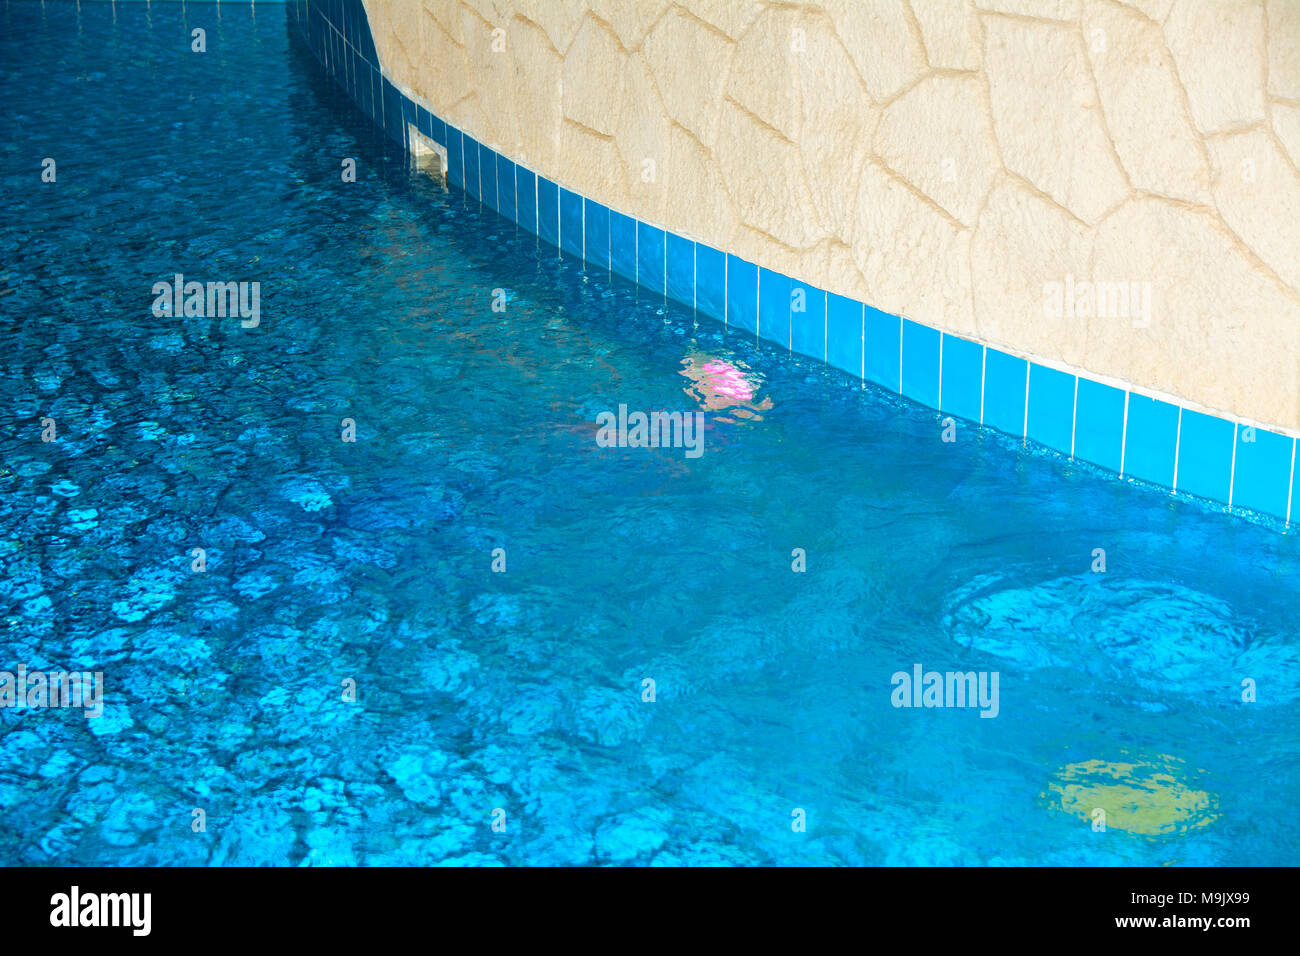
left=362, top=0, right=1300, bottom=433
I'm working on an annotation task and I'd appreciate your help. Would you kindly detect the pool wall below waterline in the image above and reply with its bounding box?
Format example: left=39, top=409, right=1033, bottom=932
left=289, top=0, right=1300, bottom=529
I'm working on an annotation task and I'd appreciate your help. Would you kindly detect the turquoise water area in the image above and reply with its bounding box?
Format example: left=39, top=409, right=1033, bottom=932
left=0, top=2, right=1297, bottom=865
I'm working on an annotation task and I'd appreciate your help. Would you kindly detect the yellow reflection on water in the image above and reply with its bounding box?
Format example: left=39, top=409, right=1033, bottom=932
left=1045, top=753, right=1219, bottom=836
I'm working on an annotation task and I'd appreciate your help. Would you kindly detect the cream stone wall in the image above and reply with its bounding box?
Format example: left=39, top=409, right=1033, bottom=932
left=363, top=0, right=1300, bottom=432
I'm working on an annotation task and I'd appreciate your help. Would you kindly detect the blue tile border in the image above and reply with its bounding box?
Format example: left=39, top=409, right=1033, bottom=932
left=1123, top=395, right=1179, bottom=490
left=758, top=269, right=791, bottom=350
left=726, top=255, right=758, bottom=335
left=1073, top=378, right=1125, bottom=474
left=939, top=335, right=982, bottom=427
left=790, top=282, right=825, bottom=361
left=296, top=0, right=1299, bottom=529
left=1026, top=363, right=1075, bottom=457
left=901, top=320, right=940, bottom=410
left=983, top=349, right=1028, bottom=438
left=637, top=222, right=665, bottom=297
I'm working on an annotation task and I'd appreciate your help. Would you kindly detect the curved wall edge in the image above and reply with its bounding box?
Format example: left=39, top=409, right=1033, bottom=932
left=289, top=0, right=1299, bottom=530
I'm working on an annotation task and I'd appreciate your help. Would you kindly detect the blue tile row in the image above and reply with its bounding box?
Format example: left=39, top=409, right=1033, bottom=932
left=297, top=0, right=1299, bottom=528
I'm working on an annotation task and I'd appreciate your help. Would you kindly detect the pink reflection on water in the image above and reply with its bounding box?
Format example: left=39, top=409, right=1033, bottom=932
left=679, top=351, right=774, bottom=422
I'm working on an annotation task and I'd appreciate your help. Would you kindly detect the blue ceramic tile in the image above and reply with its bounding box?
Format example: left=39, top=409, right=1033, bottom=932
left=901, top=319, right=940, bottom=409
left=696, top=244, right=726, bottom=323
left=430, top=114, right=446, bottom=147
left=790, top=283, right=825, bottom=360
left=358, top=63, right=373, bottom=120
left=401, top=94, right=417, bottom=145
left=584, top=199, right=610, bottom=271
left=371, top=68, right=383, bottom=128
left=516, top=167, right=537, bottom=235
left=827, top=294, right=863, bottom=379
left=1293, top=457, right=1300, bottom=525
left=983, top=349, right=1028, bottom=437
left=496, top=154, right=516, bottom=222
left=939, top=335, right=982, bottom=425
left=479, top=145, right=499, bottom=212
left=758, top=269, right=791, bottom=349
left=382, top=79, right=403, bottom=146
left=1231, top=426, right=1293, bottom=519
left=864, top=305, right=900, bottom=392
left=416, top=104, right=433, bottom=143
left=1176, top=408, right=1234, bottom=504
left=666, top=234, right=694, bottom=308
left=559, top=188, right=583, bottom=259
left=462, top=134, right=481, bottom=200
left=1073, top=378, right=1125, bottom=473
left=537, top=177, right=559, bottom=248
left=447, top=128, right=464, bottom=190
left=1123, top=394, right=1179, bottom=488
left=637, top=222, right=665, bottom=296
left=610, top=211, right=637, bottom=283
left=726, top=256, right=759, bottom=334
left=1025, top=364, right=1075, bottom=456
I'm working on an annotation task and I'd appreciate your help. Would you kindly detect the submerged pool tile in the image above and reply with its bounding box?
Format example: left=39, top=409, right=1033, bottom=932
left=827, top=294, right=863, bottom=379
left=726, top=255, right=758, bottom=334
left=516, top=167, right=536, bottom=235
left=864, top=306, right=900, bottom=391
left=478, top=145, right=499, bottom=211
left=496, top=153, right=516, bottom=222
left=610, top=211, right=637, bottom=283
left=982, top=349, right=1028, bottom=437
left=666, top=234, right=694, bottom=308
left=447, top=128, right=464, bottom=190
left=1026, top=364, right=1075, bottom=456
left=1073, top=378, right=1125, bottom=473
left=790, top=283, right=825, bottom=360
left=1123, top=394, right=1179, bottom=488
left=401, top=94, right=417, bottom=146
left=759, top=269, right=791, bottom=349
left=901, top=319, right=940, bottom=410
left=584, top=199, right=610, bottom=271
left=696, top=243, right=725, bottom=323
left=382, top=78, right=403, bottom=146
left=1232, top=426, right=1293, bottom=519
left=462, top=134, right=481, bottom=200
left=537, top=176, right=559, bottom=248
left=559, top=188, right=583, bottom=259
left=637, top=222, right=665, bottom=296
left=940, top=335, right=982, bottom=425
left=1176, top=409, right=1234, bottom=504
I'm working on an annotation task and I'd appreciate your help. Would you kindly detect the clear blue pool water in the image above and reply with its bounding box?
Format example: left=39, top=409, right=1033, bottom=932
left=1, top=1, right=1297, bottom=866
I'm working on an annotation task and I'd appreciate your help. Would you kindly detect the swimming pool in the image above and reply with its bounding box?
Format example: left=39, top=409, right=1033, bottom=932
left=1, top=1, right=1297, bottom=866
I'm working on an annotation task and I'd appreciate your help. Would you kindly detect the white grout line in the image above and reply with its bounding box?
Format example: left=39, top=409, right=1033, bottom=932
left=1070, top=375, right=1079, bottom=459
left=1119, top=391, right=1131, bottom=477
left=692, top=243, right=697, bottom=315
left=897, top=316, right=903, bottom=393
left=823, top=292, right=828, bottom=361
left=723, top=255, right=729, bottom=326
left=1228, top=422, right=1239, bottom=510
left=1288, top=439, right=1296, bottom=526
left=1021, top=362, right=1030, bottom=440
left=979, top=346, right=986, bottom=425
left=937, top=333, right=944, bottom=407
left=1172, top=407, right=1182, bottom=492
left=755, top=268, right=761, bottom=337
left=860, top=304, right=866, bottom=381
